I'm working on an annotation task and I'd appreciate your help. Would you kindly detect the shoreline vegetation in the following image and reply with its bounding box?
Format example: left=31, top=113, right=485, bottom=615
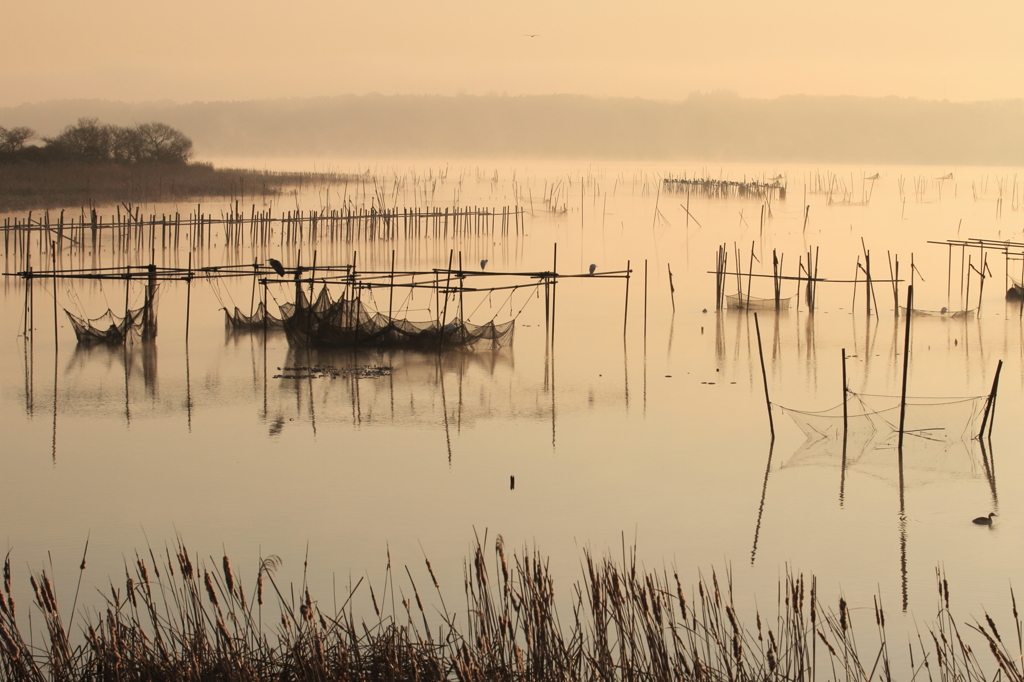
left=1, top=538, right=1020, bottom=681
left=0, top=117, right=364, bottom=213
left=0, top=161, right=366, bottom=213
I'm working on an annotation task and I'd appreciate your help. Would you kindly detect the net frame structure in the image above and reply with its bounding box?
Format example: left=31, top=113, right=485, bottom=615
left=281, top=286, right=515, bottom=351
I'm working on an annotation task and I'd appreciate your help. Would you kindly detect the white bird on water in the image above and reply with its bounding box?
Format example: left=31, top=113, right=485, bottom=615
left=589, top=264, right=597, bottom=275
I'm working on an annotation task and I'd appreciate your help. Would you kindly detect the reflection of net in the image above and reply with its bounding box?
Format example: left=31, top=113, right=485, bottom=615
left=282, top=287, right=514, bottom=350
left=781, top=392, right=987, bottom=447
left=224, top=302, right=284, bottom=330
left=725, top=293, right=792, bottom=310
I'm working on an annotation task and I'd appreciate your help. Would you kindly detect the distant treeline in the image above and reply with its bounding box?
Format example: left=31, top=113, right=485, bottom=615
left=0, top=117, right=192, bottom=164
left=5, top=93, right=1024, bottom=164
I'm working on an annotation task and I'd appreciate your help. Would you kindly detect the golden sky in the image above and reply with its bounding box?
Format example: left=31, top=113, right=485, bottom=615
left=4, top=0, right=1023, bottom=105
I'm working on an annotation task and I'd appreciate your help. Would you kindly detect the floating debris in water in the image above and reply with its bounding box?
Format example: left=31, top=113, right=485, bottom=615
left=274, top=365, right=393, bottom=380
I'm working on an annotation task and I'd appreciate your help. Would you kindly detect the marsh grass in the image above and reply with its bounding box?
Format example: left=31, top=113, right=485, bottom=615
left=0, top=538, right=1021, bottom=681
left=0, top=162, right=364, bottom=212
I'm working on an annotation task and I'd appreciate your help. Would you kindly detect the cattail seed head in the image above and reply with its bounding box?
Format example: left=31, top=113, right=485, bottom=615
left=204, top=571, right=219, bottom=608
left=222, top=556, right=235, bottom=596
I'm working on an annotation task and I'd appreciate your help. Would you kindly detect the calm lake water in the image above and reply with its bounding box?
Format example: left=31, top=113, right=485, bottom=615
left=2, top=159, right=1023, bottom=652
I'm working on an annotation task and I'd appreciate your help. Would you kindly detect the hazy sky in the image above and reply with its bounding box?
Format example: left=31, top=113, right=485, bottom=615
left=4, top=0, right=1024, bottom=106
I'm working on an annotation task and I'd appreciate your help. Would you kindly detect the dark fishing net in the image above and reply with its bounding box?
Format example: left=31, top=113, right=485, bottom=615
left=282, top=286, right=514, bottom=350
left=65, top=285, right=158, bottom=345
left=65, top=307, right=144, bottom=345
left=224, top=301, right=285, bottom=330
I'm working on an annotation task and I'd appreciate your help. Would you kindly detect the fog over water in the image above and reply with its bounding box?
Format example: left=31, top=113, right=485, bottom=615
left=4, top=0, right=1024, bottom=670
left=3, top=160, right=1024, bottom=667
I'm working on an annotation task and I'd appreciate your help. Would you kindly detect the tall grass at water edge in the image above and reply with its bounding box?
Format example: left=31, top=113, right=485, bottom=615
left=0, top=537, right=1021, bottom=681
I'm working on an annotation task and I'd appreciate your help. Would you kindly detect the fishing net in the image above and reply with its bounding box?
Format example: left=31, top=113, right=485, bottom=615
left=65, top=308, right=144, bottom=345
left=224, top=301, right=285, bottom=330
left=780, top=391, right=988, bottom=447
left=726, top=293, right=793, bottom=310
left=65, top=285, right=158, bottom=345
left=898, top=306, right=976, bottom=318
left=778, top=391, right=991, bottom=483
left=281, top=286, right=515, bottom=350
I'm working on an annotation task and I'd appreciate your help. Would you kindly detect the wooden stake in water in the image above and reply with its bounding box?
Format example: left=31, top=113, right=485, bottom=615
left=978, top=359, right=1003, bottom=439
left=753, top=313, right=774, bottom=440
left=185, top=253, right=193, bottom=344
left=667, top=263, right=676, bottom=313
left=898, top=285, right=913, bottom=449
left=51, top=242, right=58, bottom=353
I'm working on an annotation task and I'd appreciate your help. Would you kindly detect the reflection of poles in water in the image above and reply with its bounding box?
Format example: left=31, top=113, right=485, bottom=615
left=622, top=259, right=631, bottom=338
left=550, top=345, right=557, bottom=450
left=980, top=437, right=998, bottom=506
left=51, top=343, right=58, bottom=463
left=439, top=359, right=453, bottom=465
left=642, top=260, right=648, bottom=417
left=185, top=342, right=193, bottom=433
left=643, top=260, right=649, bottom=346
left=714, top=310, right=725, bottom=363
left=750, top=439, right=775, bottom=565
left=840, top=348, right=848, bottom=506
left=551, top=244, right=558, bottom=349
left=667, top=311, right=675, bottom=359
left=23, top=331, right=34, bottom=417
left=142, top=341, right=157, bottom=398
left=123, top=336, right=131, bottom=426
left=142, top=263, right=157, bottom=342
left=899, top=509, right=908, bottom=612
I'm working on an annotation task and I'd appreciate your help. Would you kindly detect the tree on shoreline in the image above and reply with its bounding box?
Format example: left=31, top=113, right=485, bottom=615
left=0, top=125, right=36, bottom=152
left=0, top=117, right=193, bottom=164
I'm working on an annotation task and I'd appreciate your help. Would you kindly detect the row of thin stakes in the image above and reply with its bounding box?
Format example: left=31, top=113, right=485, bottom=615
left=663, top=176, right=787, bottom=201
left=0, top=537, right=1021, bottom=682
left=2, top=203, right=526, bottom=272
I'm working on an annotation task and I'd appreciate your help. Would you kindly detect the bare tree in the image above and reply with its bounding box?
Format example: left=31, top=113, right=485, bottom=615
left=44, top=118, right=114, bottom=160
left=136, top=122, right=193, bottom=163
left=0, top=126, right=37, bottom=153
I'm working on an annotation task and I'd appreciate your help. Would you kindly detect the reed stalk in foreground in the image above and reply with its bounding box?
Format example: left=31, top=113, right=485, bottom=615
left=0, top=538, right=1020, bottom=682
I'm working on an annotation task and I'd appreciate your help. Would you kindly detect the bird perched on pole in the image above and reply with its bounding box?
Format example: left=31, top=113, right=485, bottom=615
left=480, top=259, right=488, bottom=270
left=589, top=264, right=597, bottom=275
left=268, top=258, right=286, bottom=277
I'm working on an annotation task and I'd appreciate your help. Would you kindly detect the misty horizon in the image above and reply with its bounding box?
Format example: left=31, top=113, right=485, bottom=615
left=4, top=92, right=1024, bottom=165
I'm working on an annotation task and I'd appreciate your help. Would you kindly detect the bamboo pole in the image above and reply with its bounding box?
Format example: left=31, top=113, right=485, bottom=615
left=898, top=285, right=913, bottom=449
left=978, top=359, right=1003, bottom=439
left=753, top=312, right=774, bottom=440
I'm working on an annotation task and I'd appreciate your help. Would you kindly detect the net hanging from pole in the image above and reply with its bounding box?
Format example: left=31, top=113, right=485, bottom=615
left=224, top=302, right=285, bottom=330
left=726, top=293, right=793, bottom=310
left=779, top=391, right=988, bottom=447
left=281, top=286, right=515, bottom=350
left=64, top=285, right=158, bottom=345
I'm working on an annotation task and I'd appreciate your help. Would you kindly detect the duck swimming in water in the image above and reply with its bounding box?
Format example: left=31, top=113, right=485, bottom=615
left=973, top=513, right=996, bottom=525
